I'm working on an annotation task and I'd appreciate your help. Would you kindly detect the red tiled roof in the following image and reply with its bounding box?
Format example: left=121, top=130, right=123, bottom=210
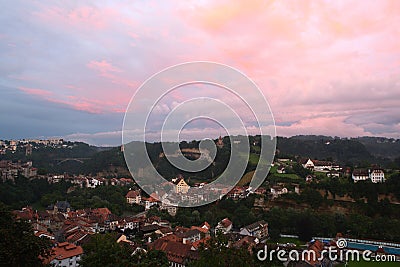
left=191, top=237, right=211, bottom=249
left=200, top=221, right=210, bottom=229
left=12, top=208, right=35, bottom=221
left=233, top=236, right=258, bottom=248
left=305, top=240, right=324, bottom=266
left=91, top=208, right=111, bottom=221
left=176, top=229, right=201, bottom=239
left=191, top=226, right=209, bottom=234
left=149, top=238, right=198, bottom=264
left=44, top=242, right=83, bottom=263
left=353, top=169, right=369, bottom=176
left=34, top=231, right=54, bottom=239
left=126, top=190, right=140, bottom=198
left=175, top=226, right=190, bottom=234
left=221, top=218, right=232, bottom=228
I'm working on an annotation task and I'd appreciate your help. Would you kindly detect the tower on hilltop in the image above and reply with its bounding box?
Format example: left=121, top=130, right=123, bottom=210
left=216, top=136, right=224, bottom=148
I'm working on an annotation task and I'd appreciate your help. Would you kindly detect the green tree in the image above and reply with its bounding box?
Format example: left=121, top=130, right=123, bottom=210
left=300, top=187, right=324, bottom=209
left=81, top=232, right=168, bottom=267
left=189, top=233, right=256, bottom=267
left=232, top=204, right=255, bottom=228
left=0, top=204, right=51, bottom=267
left=133, top=250, right=169, bottom=267
left=296, top=212, right=317, bottom=242
left=81, top=233, right=133, bottom=267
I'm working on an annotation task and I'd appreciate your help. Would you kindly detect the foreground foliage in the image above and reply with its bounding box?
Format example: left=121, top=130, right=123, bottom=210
left=81, top=233, right=168, bottom=267
left=0, top=204, right=51, bottom=267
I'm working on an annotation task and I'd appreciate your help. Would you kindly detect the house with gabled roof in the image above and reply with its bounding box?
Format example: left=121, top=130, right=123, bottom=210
left=190, top=221, right=211, bottom=238
left=233, top=235, right=259, bottom=253
left=215, top=218, right=232, bottom=234
left=43, top=242, right=83, bottom=267
left=240, top=220, right=268, bottom=240
left=352, top=167, right=385, bottom=183
left=142, top=193, right=161, bottom=210
left=172, top=175, right=190, bottom=194
left=126, top=189, right=141, bottom=204
left=176, top=229, right=201, bottom=244
left=301, top=158, right=340, bottom=172
left=148, top=236, right=199, bottom=267
left=370, top=168, right=385, bottom=183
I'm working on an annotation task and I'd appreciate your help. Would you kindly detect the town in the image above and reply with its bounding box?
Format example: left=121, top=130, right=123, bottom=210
left=1, top=136, right=400, bottom=266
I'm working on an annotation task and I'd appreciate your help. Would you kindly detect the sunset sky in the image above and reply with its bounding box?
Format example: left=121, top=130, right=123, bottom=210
left=1, top=0, right=400, bottom=146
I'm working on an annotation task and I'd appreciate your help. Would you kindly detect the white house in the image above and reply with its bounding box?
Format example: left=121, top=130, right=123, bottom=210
left=177, top=229, right=201, bottom=244
left=86, top=177, right=103, bottom=188
left=352, top=168, right=385, bottom=183
left=302, top=158, right=340, bottom=172
left=143, top=193, right=160, bottom=210
left=270, top=185, right=288, bottom=198
left=126, top=190, right=141, bottom=204
left=370, top=168, right=385, bottom=183
left=122, top=218, right=140, bottom=230
left=302, top=159, right=315, bottom=169
left=172, top=175, right=190, bottom=194
left=239, top=220, right=269, bottom=240
left=352, top=169, right=369, bottom=182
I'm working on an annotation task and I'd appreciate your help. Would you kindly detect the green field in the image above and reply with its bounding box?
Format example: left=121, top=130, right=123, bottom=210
left=274, top=173, right=301, bottom=180
left=276, top=237, right=306, bottom=246
left=237, top=171, right=255, bottom=186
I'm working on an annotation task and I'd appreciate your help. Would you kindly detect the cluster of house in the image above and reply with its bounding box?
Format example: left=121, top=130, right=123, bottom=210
left=126, top=189, right=178, bottom=216
left=0, top=162, right=134, bottom=188
left=274, top=158, right=344, bottom=179
left=125, top=181, right=272, bottom=216
left=0, top=160, right=37, bottom=181
left=270, top=183, right=300, bottom=199
left=352, top=168, right=385, bottom=183
left=301, top=158, right=341, bottom=172
left=0, top=159, right=134, bottom=188
left=126, top=173, right=303, bottom=211
left=225, top=186, right=266, bottom=200
left=0, top=138, right=64, bottom=155
left=225, top=184, right=299, bottom=200
left=300, top=158, right=386, bottom=183
left=13, top=200, right=271, bottom=267
left=52, top=174, right=134, bottom=188
left=131, top=174, right=266, bottom=207
left=145, top=217, right=268, bottom=267
left=277, top=158, right=385, bottom=183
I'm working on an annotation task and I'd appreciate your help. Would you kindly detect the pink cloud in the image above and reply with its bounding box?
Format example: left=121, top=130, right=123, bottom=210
left=18, top=86, right=109, bottom=114
left=87, top=60, right=122, bottom=76
left=6, top=1, right=400, bottom=140
left=276, top=116, right=373, bottom=138
left=34, top=5, right=118, bottom=31
left=19, top=87, right=52, bottom=97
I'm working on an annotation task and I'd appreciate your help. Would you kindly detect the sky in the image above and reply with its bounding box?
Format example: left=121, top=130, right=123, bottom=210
left=1, top=0, right=400, bottom=146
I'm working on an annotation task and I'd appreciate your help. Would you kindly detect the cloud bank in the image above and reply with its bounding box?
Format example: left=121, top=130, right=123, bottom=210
left=1, top=0, right=399, bottom=145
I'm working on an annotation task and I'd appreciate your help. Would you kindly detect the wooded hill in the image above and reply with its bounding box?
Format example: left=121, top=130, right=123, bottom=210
left=1, top=136, right=399, bottom=177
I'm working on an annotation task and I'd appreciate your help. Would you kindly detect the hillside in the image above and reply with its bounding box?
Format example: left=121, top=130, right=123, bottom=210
left=1, top=136, right=399, bottom=177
